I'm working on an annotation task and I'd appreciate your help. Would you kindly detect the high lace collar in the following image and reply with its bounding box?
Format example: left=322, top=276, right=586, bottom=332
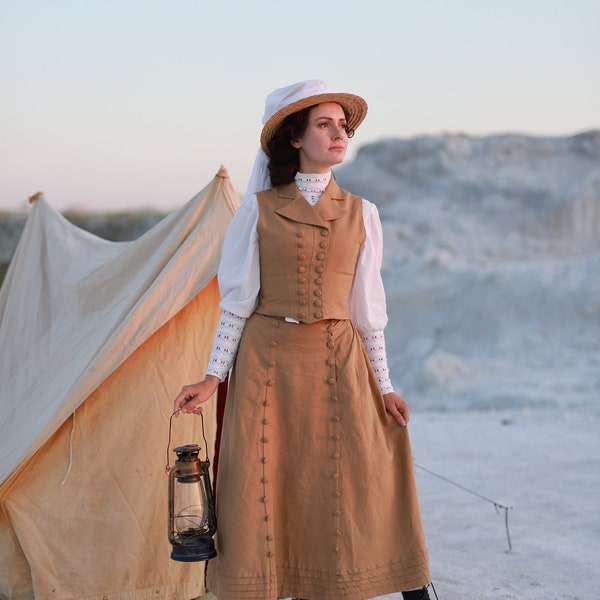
left=294, top=171, right=331, bottom=206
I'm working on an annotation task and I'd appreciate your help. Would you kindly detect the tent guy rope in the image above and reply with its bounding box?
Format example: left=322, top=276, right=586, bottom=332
left=414, top=461, right=514, bottom=553
left=60, top=413, right=76, bottom=486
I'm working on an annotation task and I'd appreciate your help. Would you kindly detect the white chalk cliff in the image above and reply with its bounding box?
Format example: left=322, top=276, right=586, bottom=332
left=336, top=131, right=600, bottom=411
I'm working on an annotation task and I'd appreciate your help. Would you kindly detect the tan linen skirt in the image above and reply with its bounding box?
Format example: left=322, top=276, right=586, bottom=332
left=207, top=313, right=430, bottom=600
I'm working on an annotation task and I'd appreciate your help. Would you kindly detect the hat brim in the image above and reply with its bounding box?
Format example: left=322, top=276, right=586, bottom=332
left=260, top=92, right=368, bottom=155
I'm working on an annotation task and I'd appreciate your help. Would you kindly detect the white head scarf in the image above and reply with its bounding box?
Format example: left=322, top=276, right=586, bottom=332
left=245, top=147, right=271, bottom=198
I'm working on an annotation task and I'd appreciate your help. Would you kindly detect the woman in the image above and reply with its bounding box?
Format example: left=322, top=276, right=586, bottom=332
left=174, top=80, right=434, bottom=600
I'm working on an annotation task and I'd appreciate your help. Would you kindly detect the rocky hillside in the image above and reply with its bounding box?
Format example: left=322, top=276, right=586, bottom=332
left=336, top=130, right=600, bottom=411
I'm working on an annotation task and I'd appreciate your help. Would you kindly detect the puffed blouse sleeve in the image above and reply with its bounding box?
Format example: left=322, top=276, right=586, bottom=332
left=349, top=200, right=395, bottom=394
left=204, top=195, right=259, bottom=381
left=217, top=194, right=261, bottom=317
left=348, top=199, right=389, bottom=335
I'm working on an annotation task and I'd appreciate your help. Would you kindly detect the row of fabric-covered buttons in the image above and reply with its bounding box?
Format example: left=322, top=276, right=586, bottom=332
left=296, top=229, right=308, bottom=320
left=261, top=330, right=278, bottom=560
left=295, top=228, right=330, bottom=321
left=326, top=322, right=342, bottom=555
left=314, top=228, right=330, bottom=319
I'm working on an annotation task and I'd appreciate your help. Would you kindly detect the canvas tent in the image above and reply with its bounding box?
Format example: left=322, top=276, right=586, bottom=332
left=0, top=167, right=240, bottom=600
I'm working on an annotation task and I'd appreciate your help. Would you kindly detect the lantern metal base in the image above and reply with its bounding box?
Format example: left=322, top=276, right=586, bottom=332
left=170, top=538, right=217, bottom=562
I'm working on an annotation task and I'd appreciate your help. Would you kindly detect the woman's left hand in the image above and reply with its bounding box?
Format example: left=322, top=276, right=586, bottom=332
left=383, top=392, right=410, bottom=426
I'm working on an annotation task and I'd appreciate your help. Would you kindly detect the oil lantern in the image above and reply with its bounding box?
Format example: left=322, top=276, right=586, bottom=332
left=168, top=442, right=217, bottom=561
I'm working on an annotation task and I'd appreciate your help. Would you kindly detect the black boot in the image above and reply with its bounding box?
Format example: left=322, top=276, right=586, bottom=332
left=402, top=582, right=438, bottom=600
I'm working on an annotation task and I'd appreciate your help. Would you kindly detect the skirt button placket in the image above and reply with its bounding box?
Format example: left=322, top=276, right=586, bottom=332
left=262, top=332, right=277, bottom=567
left=326, top=321, right=342, bottom=558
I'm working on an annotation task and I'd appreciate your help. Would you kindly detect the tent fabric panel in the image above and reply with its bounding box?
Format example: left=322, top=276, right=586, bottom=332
left=0, top=510, right=32, bottom=600
left=0, top=169, right=239, bottom=487
left=1, top=283, right=221, bottom=599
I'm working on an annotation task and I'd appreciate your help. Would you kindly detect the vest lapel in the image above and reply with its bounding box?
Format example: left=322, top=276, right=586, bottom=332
left=314, top=179, right=350, bottom=222
left=273, top=180, right=350, bottom=226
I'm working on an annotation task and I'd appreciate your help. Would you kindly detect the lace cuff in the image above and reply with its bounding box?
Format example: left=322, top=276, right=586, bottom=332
left=362, top=331, right=395, bottom=395
left=206, top=310, right=247, bottom=381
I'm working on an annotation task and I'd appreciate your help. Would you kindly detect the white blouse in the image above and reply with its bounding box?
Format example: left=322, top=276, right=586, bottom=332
left=206, top=173, right=395, bottom=394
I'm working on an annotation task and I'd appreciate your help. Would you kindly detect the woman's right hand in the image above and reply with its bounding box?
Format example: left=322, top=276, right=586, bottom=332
left=173, top=375, right=220, bottom=417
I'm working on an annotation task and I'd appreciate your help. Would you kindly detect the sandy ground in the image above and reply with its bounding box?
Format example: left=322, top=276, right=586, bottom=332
left=380, top=408, right=600, bottom=600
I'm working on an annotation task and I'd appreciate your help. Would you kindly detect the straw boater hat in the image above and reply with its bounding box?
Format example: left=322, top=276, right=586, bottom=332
left=260, top=80, right=368, bottom=155
left=246, top=80, right=368, bottom=196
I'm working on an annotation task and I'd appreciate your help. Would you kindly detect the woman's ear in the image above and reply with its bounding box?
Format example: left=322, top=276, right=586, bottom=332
left=290, top=138, right=301, bottom=149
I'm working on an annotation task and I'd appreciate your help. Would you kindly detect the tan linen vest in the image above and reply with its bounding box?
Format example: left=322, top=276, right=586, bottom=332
left=255, top=180, right=366, bottom=323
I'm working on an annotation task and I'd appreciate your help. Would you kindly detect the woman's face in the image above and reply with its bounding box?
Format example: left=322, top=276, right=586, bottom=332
left=291, top=102, right=349, bottom=173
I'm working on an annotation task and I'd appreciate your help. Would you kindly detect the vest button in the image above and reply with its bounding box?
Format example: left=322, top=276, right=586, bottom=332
left=321, top=229, right=329, bottom=236
left=297, top=266, right=306, bottom=273
left=314, top=311, right=323, bottom=319
left=298, top=312, right=306, bottom=319
left=326, top=358, right=335, bottom=366
left=299, top=288, right=307, bottom=295
left=315, top=278, right=323, bottom=285
left=299, top=299, right=307, bottom=306
left=320, top=241, right=329, bottom=248
left=314, top=289, right=322, bottom=297
left=315, top=266, right=324, bottom=274
left=316, top=253, right=325, bottom=260
left=297, top=254, right=306, bottom=260
left=313, top=299, right=322, bottom=307
left=297, top=241, right=306, bottom=248
left=298, top=276, right=306, bottom=284
left=327, top=377, right=336, bottom=385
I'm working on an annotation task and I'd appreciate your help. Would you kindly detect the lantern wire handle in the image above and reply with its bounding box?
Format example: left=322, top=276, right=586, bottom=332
left=165, top=410, right=210, bottom=475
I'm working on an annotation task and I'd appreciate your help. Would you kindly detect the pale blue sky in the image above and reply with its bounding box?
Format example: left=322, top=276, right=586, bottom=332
left=1, top=0, right=598, bottom=211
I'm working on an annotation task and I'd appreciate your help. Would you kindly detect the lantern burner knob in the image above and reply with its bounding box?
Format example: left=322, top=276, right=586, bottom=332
left=174, top=444, right=201, bottom=460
